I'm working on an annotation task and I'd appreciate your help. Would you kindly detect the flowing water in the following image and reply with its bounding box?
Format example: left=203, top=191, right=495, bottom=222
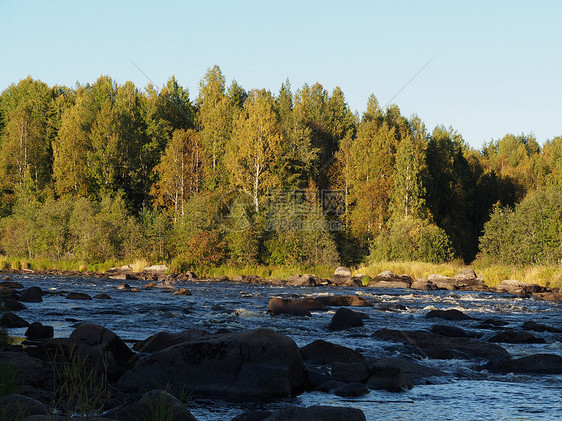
left=4, top=273, right=562, bottom=420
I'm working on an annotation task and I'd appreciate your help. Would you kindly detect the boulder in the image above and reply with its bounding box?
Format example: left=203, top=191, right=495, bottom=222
left=410, top=278, right=438, bottom=290
left=497, top=280, right=546, bottom=295
left=65, top=292, right=92, bottom=300
left=333, top=382, right=369, bottom=397
left=329, top=308, right=364, bottom=331
left=367, top=271, right=412, bottom=289
left=143, top=265, right=169, bottom=273
left=427, top=274, right=457, bottom=290
left=430, top=324, right=472, bottom=338
left=0, top=312, right=30, bottom=327
left=0, top=394, right=49, bottom=419
left=93, top=293, right=111, bottom=299
left=330, top=267, right=352, bottom=285
left=488, top=329, right=546, bottom=344
left=367, top=365, right=413, bottom=392
left=108, top=390, right=197, bottom=421
left=486, top=353, right=562, bottom=374
left=300, top=339, right=364, bottom=364
left=267, top=297, right=311, bottom=317
left=261, top=406, right=366, bottom=421
left=351, top=274, right=371, bottom=286
left=367, top=357, right=446, bottom=385
left=116, top=328, right=305, bottom=401
left=0, top=351, right=51, bottom=388
left=231, top=410, right=273, bottom=421
left=116, top=283, right=132, bottom=290
left=3, top=299, right=26, bottom=311
left=299, top=297, right=327, bottom=311
left=373, top=329, right=510, bottom=363
left=287, top=274, right=320, bottom=287
left=426, top=309, right=472, bottom=321
left=331, top=361, right=370, bottom=383
left=522, top=320, right=562, bottom=333
left=0, top=281, right=24, bottom=289
left=316, top=295, right=371, bottom=307
left=69, top=323, right=135, bottom=382
left=133, top=329, right=211, bottom=353
left=173, top=288, right=192, bottom=296
left=533, top=290, right=562, bottom=301
left=25, top=322, right=54, bottom=340
left=18, top=286, right=43, bottom=302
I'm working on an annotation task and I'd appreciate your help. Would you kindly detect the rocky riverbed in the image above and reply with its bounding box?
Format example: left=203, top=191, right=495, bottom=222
left=0, top=268, right=561, bottom=420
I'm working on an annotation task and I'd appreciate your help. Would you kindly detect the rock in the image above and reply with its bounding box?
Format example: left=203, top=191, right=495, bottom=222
left=410, top=278, right=438, bottom=290
left=373, top=329, right=510, bottom=363
left=287, top=274, right=320, bottom=287
left=488, top=329, right=546, bottom=344
left=133, top=329, right=211, bottom=353
left=299, top=297, right=326, bottom=311
left=116, top=328, right=305, bottom=401
left=300, top=339, right=364, bottom=364
left=497, top=280, right=547, bottom=295
left=367, top=357, right=446, bottom=385
left=19, top=286, right=43, bottom=302
left=93, top=293, right=111, bottom=299
left=69, top=323, right=135, bottom=382
left=0, top=394, right=49, bottom=419
left=0, top=351, right=50, bottom=388
left=315, top=380, right=345, bottom=392
left=534, top=290, right=562, bottom=301
left=173, top=288, right=192, bottom=296
left=331, top=361, right=370, bottom=383
left=329, top=308, right=364, bottom=331
left=351, top=274, right=371, bottom=286
left=261, top=406, right=366, bottom=421
left=427, top=274, right=456, bottom=290
left=0, top=312, right=30, bottom=327
left=522, top=320, right=562, bottom=333
left=368, top=280, right=412, bottom=289
left=367, top=366, right=413, bottom=392
left=316, top=295, right=371, bottom=307
left=232, top=275, right=246, bottom=283
left=0, top=280, right=24, bottom=289
left=426, top=309, right=472, bottom=320
left=116, top=283, right=132, bottom=290
left=3, top=299, right=26, bottom=311
left=108, top=389, right=196, bottom=421
left=333, top=382, right=369, bottom=397
left=368, top=271, right=412, bottom=288
left=267, top=297, right=311, bottom=317
left=143, top=265, right=169, bottom=273
left=65, top=292, right=92, bottom=300
left=231, top=410, right=274, bottom=421
left=430, top=324, right=472, bottom=338
left=25, top=322, right=54, bottom=340
left=330, top=267, right=352, bottom=285
left=486, top=353, right=562, bottom=374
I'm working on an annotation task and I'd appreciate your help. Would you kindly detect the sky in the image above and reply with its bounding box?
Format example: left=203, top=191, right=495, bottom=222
left=1, top=0, right=560, bottom=149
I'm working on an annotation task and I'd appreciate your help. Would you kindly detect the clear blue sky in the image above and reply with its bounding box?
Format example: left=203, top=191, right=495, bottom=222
left=1, top=0, right=560, bottom=149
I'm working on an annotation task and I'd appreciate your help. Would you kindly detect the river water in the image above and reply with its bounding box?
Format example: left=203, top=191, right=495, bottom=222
left=4, top=273, right=562, bottom=420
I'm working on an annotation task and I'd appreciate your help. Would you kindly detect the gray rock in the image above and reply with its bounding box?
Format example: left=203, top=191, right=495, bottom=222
left=333, top=382, right=369, bottom=397
left=19, top=286, right=43, bottom=302
left=0, top=312, right=30, bottom=328
left=329, top=308, right=364, bottom=331
left=331, top=361, right=370, bottom=383
left=300, top=340, right=364, bottom=364
left=133, top=329, right=211, bottom=353
left=316, top=295, right=371, bottom=307
left=426, top=309, right=471, bottom=320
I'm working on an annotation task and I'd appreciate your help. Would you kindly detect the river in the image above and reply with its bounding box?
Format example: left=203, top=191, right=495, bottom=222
left=4, top=273, right=562, bottom=420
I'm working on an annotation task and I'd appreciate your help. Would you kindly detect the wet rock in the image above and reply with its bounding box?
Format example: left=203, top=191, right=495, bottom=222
left=267, top=297, right=311, bottom=317
left=488, top=329, right=546, bottom=344
left=0, top=312, right=30, bottom=327
left=173, top=288, right=192, bottom=296
left=333, top=382, right=370, bottom=397
left=0, top=280, right=24, bottom=289
left=497, top=280, right=547, bottom=295
left=426, top=309, right=472, bottom=321
left=331, top=361, right=370, bottom=383
left=108, top=389, right=196, bottom=421
left=431, top=324, right=472, bottom=338
left=367, top=357, right=447, bottom=385
left=261, top=405, right=366, bottom=421
left=300, top=339, right=364, bottom=364
left=367, top=366, right=413, bottom=392
left=316, top=295, right=371, bottom=307
left=315, top=380, right=345, bottom=392
left=486, top=354, right=562, bottom=374
left=69, top=323, right=135, bottom=382
left=133, top=329, right=211, bottom=353
left=368, top=271, right=412, bottom=289
left=0, top=394, right=49, bottom=419
left=93, top=293, right=111, bottom=299
left=410, top=278, right=438, bottom=290
left=116, top=283, right=132, bottom=290
left=3, top=299, right=26, bottom=311
left=522, top=320, right=562, bottom=333
left=304, top=367, right=335, bottom=388
left=299, top=297, right=327, bottom=311
left=287, top=274, right=320, bottom=287
left=65, top=292, right=92, bottom=300
left=231, top=410, right=273, bottom=421
left=117, top=328, right=305, bottom=401
left=19, top=286, right=43, bottom=302
left=329, top=308, right=364, bottom=331
left=25, top=322, right=54, bottom=340
left=373, top=329, right=510, bottom=363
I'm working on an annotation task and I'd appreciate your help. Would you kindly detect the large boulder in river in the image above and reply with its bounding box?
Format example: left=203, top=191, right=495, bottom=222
left=107, top=390, right=197, bottom=421
left=426, top=309, right=472, bottom=321
left=287, top=274, right=320, bottom=287
left=65, top=292, right=92, bottom=300
left=69, top=323, right=135, bottom=382
left=116, top=328, right=305, bottom=401
left=497, top=280, right=547, bottom=295
left=0, top=312, right=30, bottom=327
left=300, top=339, right=364, bottom=364
left=316, top=295, right=371, bottom=307
left=133, top=329, right=211, bottom=353
left=488, top=329, right=546, bottom=344
left=367, top=271, right=412, bottom=289
left=330, top=267, right=352, bottom=285
left=427, top=270, right=487, bottom=291
left=329, top=308, right=364, bottom=331
left=18, top=286, right=43, bottom=302
left=25, top=322, right=54, bottom=340
left=268, top=297, right=312, bottom=316
left=486, top=353, right=562, bottom=374
left=410, top=278, right=438, bottom=290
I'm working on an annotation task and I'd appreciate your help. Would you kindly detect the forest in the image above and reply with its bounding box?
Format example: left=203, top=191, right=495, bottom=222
left=0, top=66, right=561, bottom=271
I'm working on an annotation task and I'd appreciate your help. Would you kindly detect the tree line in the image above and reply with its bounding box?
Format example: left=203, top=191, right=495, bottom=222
left=1, top=66, right=561, bottom=268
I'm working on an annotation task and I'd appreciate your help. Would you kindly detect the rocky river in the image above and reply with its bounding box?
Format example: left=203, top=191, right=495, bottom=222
left=1, top=270, right=561, bottom=420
